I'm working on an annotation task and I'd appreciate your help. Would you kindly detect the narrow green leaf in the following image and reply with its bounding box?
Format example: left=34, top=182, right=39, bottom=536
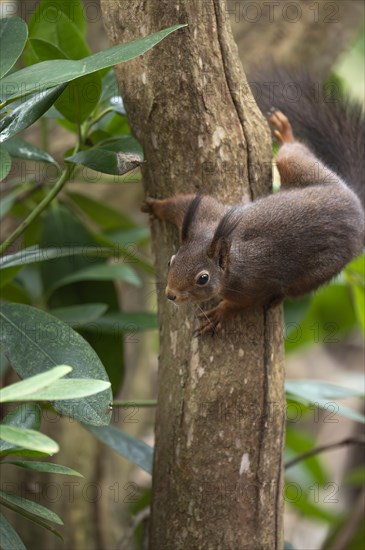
left=0, top=490, right=63, bottom=525
left=0, top=366, right=72, bottom=403
left=0, top=245, right=114, bottom=269
left=0, top=500, right=63, bottom=540
left=286, top=380, right=365, bottom=423
left=50, top=264, right=142, bottom=293
left=0, top=427, right=59, bottom=455
left=0, top=17, right=28, bottom=79
left=50, top=303, right=108, bottom=326
left=0, top=145, right=11, bottom=181
left=1, top=25, right=187, bottom=101
left=85, top=424, right=153, bottom=474
left=0, top=404, right=42, bottom=457
left=0, top=303, right=112, bottom=426
left=2, top=136, right=58, bottom=164
left=1, top=378, right=111, bottom=402
left=1, top=461, right=83, bottom=477
left=0, top=511, right=26, bottom=550
left=286, top=380, right=364, bottom=401
left=0, top=85, right=67, bottom=143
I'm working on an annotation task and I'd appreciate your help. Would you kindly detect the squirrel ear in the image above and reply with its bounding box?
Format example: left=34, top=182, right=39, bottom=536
left=208, top=237, right=230, bottom=270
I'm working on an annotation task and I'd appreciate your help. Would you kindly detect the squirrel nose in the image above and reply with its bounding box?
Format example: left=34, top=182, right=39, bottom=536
left=166, top=290, right=176, bottom=301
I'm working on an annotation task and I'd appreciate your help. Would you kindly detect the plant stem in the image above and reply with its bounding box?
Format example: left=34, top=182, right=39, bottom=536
left=0, top=164, right=74, bottom=255
left=112, top=400, right=157, bottom=408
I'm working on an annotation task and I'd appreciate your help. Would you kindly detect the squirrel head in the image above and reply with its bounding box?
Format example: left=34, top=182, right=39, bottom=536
left=164, top=196, right=238, bottom=305
left=165, top=241, right=223, bottom=304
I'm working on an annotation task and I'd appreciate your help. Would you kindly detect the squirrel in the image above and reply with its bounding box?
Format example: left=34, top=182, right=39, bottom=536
left=142, top=72, right=365, bottom=335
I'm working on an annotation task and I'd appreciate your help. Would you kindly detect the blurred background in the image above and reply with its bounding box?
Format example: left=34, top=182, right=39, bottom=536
left=0, top=1, right=364, bottom=549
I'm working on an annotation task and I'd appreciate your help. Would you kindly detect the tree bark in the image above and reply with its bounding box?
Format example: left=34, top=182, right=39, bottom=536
left=100, top=2, right=285, bottom=549
left=230, top=0, right=364, bottom=77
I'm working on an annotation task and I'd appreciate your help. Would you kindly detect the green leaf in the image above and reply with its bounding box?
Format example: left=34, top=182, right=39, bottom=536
left=50, top=264, right=142, bottom=293
left=286, top=380, right=364, bottom=400
left=0, top=365, right=72, bottom=403
left=50, top=303, right=109, bottom=326
left=27, top=0, right=88, bottom=58
left=66, top=135, right=142, bottom=175
left=0, top=511, right=26, bottom=550
left=55, top=72, right=102, bottom=123
left=1, top=25, right=187, bottom=101
left=0, top=85, right=67, bottom=143
left=2, top=378, right=111, bottom=402
left=0, top=490, right=63, bottom=525
left=345, top=254, right=365, bottom=333
left=0, top=426, right=59, bottom=455
left=0, top=245, right=114, bottom=269
left=26, top=38, right=67, bottom=64
left=286, top=380, right=365, bottom=423
left=2, top=136, right=58, bottom=164
left=0, top=404, right=42, bottom=457
left=67, top=191, right=136, bottom=230
left=66, top=147, right=125, bottom=175
left=285, top=284, right=357, bottom=352
left=1, top=460, right=83, bottom=477
left=0, top=145, right=11, bottom=181
left=0, top=303, right=112, bottom=426
left=0, top=500, right=63, bottom=540
left=0, top=17, right=28, bottom=79
left=38, top=205, right=125, bottom=395
left=85, top=424, right=153, bottom=474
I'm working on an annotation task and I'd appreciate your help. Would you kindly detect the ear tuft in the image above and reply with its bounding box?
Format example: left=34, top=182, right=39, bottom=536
left=181, top=195, right=203, bottom=242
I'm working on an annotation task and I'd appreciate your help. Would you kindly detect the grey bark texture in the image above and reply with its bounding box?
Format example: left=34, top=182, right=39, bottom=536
left=101, top=2, right=285, bottom=549
left=230, top=0, right=364, bottom=77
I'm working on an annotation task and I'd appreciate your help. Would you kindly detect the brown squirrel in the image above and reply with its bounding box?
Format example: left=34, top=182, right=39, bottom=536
left=142, top=75, right=365, bottom=335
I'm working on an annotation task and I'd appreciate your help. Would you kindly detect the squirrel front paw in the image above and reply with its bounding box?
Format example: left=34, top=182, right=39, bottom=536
left=141, top=197, right=157, bottom=215
left=194, top=305, right=223, bottom=336
left=269, top=110, right=295, bottom=145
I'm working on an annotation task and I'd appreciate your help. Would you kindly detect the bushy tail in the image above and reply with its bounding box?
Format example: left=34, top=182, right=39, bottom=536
left=249, top=67, right=365, bottom=209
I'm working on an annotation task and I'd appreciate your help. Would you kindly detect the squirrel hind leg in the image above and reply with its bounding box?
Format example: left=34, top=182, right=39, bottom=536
left=269, top=111, right=295, bottom=144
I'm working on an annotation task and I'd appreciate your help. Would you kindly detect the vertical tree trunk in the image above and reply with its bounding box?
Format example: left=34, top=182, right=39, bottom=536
left=101, top=2, right=285, bottom=549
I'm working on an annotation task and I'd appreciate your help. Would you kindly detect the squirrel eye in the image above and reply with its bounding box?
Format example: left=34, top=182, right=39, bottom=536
left=196, top=272, right=210, bottom=286
left=168, top=254, right=176, bottom=268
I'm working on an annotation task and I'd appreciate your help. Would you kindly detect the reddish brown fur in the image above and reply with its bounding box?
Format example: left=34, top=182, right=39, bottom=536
left=142, top=112, right=365, bottom=335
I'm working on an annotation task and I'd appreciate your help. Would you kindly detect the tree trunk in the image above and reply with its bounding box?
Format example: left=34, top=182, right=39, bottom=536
left=230, top=0, right=364, bottom=77
left=100, top=2, right=285, bottom=549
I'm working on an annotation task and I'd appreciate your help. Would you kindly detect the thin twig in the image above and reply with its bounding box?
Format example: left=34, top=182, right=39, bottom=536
left=285, top=436, right=365, bottom=469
